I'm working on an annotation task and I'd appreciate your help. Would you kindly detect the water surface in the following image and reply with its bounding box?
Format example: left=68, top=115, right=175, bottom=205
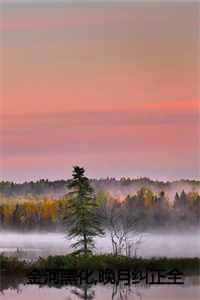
left=1, top=278, right=200, bottom=300
left=0, top=231, right=199, bottom=259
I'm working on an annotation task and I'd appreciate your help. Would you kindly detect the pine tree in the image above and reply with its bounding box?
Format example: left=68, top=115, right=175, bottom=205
left=66, top=166, right=104, bottom=255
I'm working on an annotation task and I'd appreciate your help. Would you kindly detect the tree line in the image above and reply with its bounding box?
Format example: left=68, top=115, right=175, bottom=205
left=0, top=184, right=199, bottom=231
left=0, top=177, right=199, bottom=198
left=0, top=166, right=200, bottom=256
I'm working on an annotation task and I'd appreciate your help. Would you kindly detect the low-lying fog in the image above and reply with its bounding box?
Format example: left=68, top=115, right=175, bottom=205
left=0, top=231, right=199, bottom=260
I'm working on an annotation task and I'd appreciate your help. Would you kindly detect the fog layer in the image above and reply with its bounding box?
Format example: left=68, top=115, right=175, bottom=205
left=0, top=231, right=199, bottom=259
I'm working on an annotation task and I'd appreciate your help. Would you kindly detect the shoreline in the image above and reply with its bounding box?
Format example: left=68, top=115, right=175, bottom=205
left=1, top=254, right=200, bottom=275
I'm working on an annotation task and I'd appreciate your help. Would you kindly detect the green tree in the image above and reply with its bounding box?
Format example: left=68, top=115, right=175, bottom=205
left=66, top=166, right=104, bottom=255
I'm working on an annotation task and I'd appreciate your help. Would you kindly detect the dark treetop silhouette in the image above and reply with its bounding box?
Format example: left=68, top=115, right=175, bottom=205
left=65, top=166, right=104, bottom=255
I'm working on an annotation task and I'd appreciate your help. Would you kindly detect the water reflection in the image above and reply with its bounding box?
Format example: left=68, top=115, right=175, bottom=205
left=111, top=284, right=143, bottom=300
left=67, top=284, right=143, bottom=300
left=70, top=285, right=95, bottom=300
left=0, top=276, right=200, bottom=300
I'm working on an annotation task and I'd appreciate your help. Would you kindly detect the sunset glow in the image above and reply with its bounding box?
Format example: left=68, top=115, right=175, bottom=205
left=0, top=1, right=199, bottom=181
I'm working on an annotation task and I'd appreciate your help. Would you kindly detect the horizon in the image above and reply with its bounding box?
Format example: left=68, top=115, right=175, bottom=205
left=1, top=173, right=200, bottom=185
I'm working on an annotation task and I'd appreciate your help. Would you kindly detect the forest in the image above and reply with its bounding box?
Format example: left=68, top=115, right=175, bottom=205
left=0, top=180, right=199, bottom=231
left=0, top=177, right=199, bottom=198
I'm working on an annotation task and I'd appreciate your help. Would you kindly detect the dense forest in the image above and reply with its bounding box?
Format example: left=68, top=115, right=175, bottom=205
left=0, top=177, right=199, bottom=198
left=0, top=178, right=199, bottom=231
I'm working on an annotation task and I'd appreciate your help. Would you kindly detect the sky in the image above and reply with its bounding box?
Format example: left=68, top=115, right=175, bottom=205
left=0, top=1, right=199, bottom=182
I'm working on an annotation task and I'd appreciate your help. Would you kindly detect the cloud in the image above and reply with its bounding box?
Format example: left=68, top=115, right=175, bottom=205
left=0, top=107, right=198, bottom=135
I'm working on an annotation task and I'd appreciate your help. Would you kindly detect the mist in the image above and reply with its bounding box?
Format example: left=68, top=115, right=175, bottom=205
left=0, top=230, right=199, bottom=260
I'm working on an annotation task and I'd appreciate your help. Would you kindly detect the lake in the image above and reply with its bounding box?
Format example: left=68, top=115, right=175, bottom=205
left=0, top=277, right=200, bottom=300
left=0, top=231, right=200, bottom=299
left=0, top=231, right=200, bottom=259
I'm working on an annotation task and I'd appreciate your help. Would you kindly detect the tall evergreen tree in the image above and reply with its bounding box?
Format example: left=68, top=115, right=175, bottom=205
left=66, top=166, right=104, bottom=255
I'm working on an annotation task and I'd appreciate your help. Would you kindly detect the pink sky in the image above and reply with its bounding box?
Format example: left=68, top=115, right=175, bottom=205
left=0, top=1, right=199, bottom=181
